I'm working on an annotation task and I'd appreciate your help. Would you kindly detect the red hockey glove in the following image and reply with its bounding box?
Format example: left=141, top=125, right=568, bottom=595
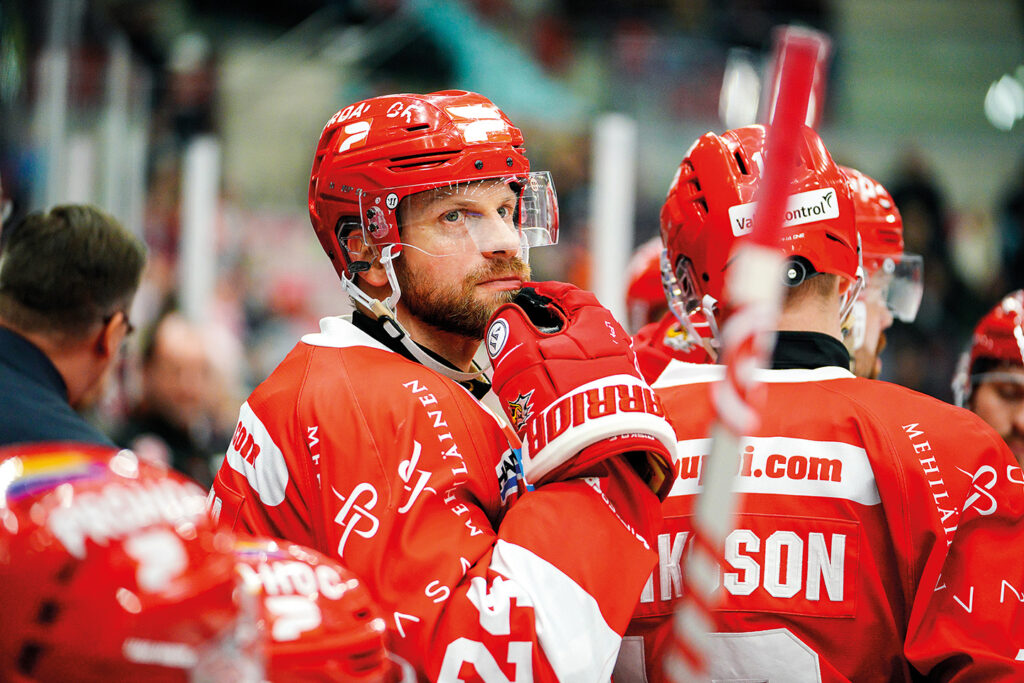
left=486, top=281, right=678, bottom=500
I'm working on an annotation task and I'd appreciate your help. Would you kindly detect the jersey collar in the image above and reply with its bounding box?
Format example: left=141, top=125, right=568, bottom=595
left=350, top=310, right=491, bottom=400
left=771, top=331, right=851, bottom=371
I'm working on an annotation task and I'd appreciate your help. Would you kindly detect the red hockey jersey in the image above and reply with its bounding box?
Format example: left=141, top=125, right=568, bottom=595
left=210, top=316, right=662, bottom=681
left=620, top=349, right=1024, bottom=682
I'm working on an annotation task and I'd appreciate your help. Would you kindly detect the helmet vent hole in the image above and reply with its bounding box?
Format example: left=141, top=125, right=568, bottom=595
left=354, top=607, right=372, bottom=620
left=36, top=600, right=60, bottom=624
left=682, top=160, right=695, bottom=174
left=701, top=273, right=710, bottom=282
left=688, top=179, right=701, bottom=195
left=406, top=124, right=429, bottom=132
left=734, top=152, right=749, bottom=175
left=17, top=642, right=43, bottom=675
left=694, top=198, right=709, bottom=216
left=55, top=560, right=76, bottom=584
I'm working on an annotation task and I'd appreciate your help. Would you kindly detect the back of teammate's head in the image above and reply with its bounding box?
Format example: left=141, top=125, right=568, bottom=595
left=234, top=537, right=406, bottom=682
left=0, top=442, right=262, bottom=683
left=307, top=90, right=558, bottom=291
left=659, top=124, right=857, bottom=347
left=953, top=290, right=1024, bottom=407
left=0, top=205, right=146, bottom=340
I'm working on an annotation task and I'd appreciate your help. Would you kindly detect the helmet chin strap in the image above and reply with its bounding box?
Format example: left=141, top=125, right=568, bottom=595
left=342, top=244, right=485, bottom=382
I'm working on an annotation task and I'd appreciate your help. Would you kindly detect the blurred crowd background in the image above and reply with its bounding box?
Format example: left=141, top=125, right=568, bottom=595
left=1, top=0, right=1022, bottom=486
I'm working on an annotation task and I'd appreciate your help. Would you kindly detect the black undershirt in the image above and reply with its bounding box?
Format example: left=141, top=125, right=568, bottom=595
left=350, top=310, right=492, bottom=400
left=770, top=331, right=851, bottom=371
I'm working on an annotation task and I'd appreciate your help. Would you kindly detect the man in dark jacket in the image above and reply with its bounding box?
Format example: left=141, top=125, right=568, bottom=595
left=0, top=204, right=146, bottom=446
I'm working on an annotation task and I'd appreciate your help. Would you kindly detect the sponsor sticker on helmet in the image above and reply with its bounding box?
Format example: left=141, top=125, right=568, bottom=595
left=728, top=187, right=840, bottom=237
left=385, top=193, right=399, bottom=210
left=486, top=319, right=509, bottom=358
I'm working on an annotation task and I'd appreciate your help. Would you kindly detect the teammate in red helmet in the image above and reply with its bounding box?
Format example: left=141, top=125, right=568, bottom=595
left=840, top=166, right=923, bottom=378
left=211, top=90, right=674, bottom=680
left=953, top=290, right=1024, bottom=464
left=618, top=124, right=1024, bottom=682
left=0, top=442, right=263, bottom=683
left=627, top=237, right=713, bottom=382
left=233, top=537, right=414, bottom=682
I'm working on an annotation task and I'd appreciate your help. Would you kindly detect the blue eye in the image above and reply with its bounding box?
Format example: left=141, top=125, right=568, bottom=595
left=497, top=206, right=509, bottom=218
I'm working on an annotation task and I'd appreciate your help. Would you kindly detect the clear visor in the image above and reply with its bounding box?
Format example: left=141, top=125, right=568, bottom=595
left=360, top=172, right=558, bottom=258
left=660, top=248, right=720, bottom=359
left=863, top=252, right=923, bottom=322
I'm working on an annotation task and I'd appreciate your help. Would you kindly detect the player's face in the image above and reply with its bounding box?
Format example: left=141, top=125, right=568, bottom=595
left=395, top=180, right=530, bottom=339
left=853, top=279, right=895, bottom=379
left=970, top=365, right=1024, bottom=465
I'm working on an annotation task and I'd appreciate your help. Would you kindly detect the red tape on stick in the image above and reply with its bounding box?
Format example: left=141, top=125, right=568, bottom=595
left=665, top=25, right=832, bottom=682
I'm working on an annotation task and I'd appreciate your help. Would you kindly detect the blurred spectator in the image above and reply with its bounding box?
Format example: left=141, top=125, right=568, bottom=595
left=998, top=157, right=1024, bottom=292
left=0, top=205, right=145, bottom=446
left=115, top=309, right=229, bottom=487
left=882, top=148, right=977, bottom=400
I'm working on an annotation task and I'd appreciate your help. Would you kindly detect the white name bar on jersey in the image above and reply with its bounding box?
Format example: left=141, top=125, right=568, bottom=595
left=670, top=436, right=880, bottom=505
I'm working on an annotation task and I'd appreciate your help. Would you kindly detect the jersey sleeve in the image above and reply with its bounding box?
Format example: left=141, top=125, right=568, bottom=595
left=864, top=401, right=1024, bottom=680
left=900, top=421, right=1024, bottom=680
left=211, top=344, right=662, bottom=681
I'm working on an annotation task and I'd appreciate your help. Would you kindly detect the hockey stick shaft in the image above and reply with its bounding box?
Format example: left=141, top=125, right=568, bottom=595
left=667, top=26, right=831, bottom=681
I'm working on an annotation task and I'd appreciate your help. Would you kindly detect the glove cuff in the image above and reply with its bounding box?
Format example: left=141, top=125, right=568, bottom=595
left=520, top=374, right=678, bottom=487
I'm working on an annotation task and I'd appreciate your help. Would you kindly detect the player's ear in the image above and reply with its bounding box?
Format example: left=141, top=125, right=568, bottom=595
left=340, top=228, right=389, bottom=289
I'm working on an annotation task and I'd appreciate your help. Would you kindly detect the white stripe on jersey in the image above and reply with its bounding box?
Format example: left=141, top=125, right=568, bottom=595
left=489, top=539, right=621, bottom=681
left=670, top=436, right=881, bottom=506
left=652, top=360, right=854, bottom=388
left=225, top=401, right=290, bottom=506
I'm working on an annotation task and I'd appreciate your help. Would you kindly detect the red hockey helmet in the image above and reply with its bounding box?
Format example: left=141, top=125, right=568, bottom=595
left=953, top=290, right=1024, bottom=406
left=308, top=90, right=558, bottom=284
left=233, top=537, right=402, bottom=682
left=0, top=442, right=262, bottom=683
left=625, top=237, right=668, bottom=331
left=660, top=124, right=857, bottom=318
left=841, top=165, right=922, bottom=322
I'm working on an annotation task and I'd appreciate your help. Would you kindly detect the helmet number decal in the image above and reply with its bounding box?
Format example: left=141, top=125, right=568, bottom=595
left=338, top=120, right=371, bottom=153
left=446, top=105, right=510, bottom=143
left=386, top=101, right=418, bottom=123
left=123, top=529, right=188, bottom=593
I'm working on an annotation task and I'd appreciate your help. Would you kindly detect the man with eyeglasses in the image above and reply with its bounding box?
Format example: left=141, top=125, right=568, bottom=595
left=0, top=204, right=146, bottom=446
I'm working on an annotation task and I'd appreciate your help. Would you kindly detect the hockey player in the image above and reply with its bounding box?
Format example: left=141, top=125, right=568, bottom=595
left=210, top=90, right=676, bottom=680
left=840, top=166, right=923, bottom=378
left=619, top=124, right=1024, bottom=681
left=953, top=290, right=1024, bottom=464
left=628, top=239, right=714, bottom=383
left=0, top=442, right=263, bottom=682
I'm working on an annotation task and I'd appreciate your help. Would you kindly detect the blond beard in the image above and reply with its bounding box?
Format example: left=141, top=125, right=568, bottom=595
left=395, top=257, right=531, bottom=340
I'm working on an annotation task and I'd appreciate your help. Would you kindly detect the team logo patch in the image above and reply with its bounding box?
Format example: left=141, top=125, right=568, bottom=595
left=486, top=319, right=509, bottom=358
left=506, top=390, right=535, bottom=431
left=385, top=193, right=399, bottom=209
